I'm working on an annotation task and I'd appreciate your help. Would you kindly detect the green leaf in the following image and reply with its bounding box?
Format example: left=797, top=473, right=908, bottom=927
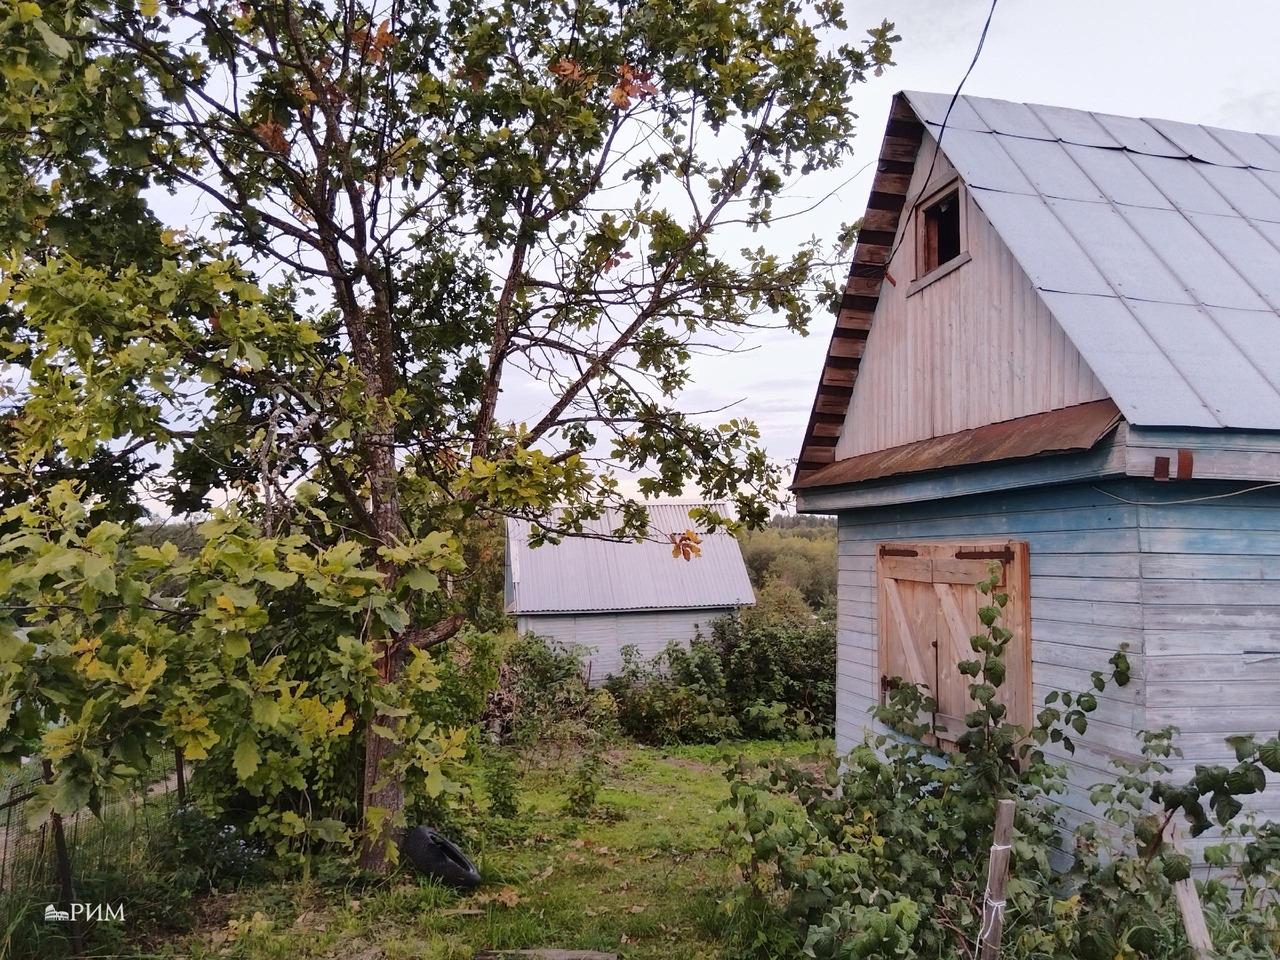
left=140, top=0, right=159, bottom=17
left=1227, top=735, right=1257, bottom=763
left=423, top=764, right=445, bottom=799
left=32, top=18, right=72, bottom=59
left=51, top=776, right=90, bottom=818
left=256, top=569, right=298, bottom=590
left=1258, top=737, right=1280, bottom=773
left=232, top=737, right=261, bottom=781
left=82, top=553, right=117, bottom=595
left=1214, top=794, right=1243, bottom=825
left=399, top=567, right=439, bottom=593
left=1162, top=852, right=1191, bottom=883
left=251, top=697, right=281, bottom=728
left=1226, top=762, right=1266, bottom=796
left=224, top=634, right=251, bottom=658
left=308, top=817, right=347, bottom=843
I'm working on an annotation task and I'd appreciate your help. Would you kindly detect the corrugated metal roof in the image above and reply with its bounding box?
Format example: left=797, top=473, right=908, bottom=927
left=792, top=400, right=1121, bottom=490
left=901, top=91, right=1280, bottom=431
left=505, top=503, right=755, bottom=614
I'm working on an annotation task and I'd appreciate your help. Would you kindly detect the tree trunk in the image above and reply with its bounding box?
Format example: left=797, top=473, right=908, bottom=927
left=358, top=423, right=409, bottom=873
left=359, top=709, right=404, bottom=870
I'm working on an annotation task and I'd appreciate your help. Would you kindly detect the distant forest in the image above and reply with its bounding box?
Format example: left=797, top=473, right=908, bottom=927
left=767, top=513, right=836, bottom=530
left=739, top=513, right=837, bottom=612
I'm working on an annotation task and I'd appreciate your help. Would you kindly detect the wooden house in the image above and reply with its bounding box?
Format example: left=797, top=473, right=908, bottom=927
left=505, top=503, right=754, bottom=680
left=794, top=91, right=1280, bottom=848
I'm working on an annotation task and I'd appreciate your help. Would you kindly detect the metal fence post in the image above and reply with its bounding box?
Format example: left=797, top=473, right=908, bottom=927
left=174, top=746, right=186, bottom=806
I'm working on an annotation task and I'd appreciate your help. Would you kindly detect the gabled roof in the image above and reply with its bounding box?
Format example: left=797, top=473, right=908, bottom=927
left=796, top=91, right=1280, bottom=482
left=505, top=503, right=754, bottom=615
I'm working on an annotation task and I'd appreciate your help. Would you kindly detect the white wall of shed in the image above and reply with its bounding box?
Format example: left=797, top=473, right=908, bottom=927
left=517, top=608, right=732, bottom=682
left=835, top=136, right=1107, bottom=460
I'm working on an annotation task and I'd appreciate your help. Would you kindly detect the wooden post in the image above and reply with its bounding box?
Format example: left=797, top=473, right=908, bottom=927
left=1165, top=821, right=1213, bottom=960
left=43, top=760, right=83, bottom=955
left=977, top=798, right=1015, bottom=960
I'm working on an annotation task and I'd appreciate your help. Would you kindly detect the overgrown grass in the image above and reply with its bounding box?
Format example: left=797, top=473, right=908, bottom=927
left=145, top=740, right=823, bottom=960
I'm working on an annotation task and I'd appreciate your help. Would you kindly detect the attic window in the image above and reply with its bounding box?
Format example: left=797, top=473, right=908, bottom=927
left=920, top=190, right=962, bottom=274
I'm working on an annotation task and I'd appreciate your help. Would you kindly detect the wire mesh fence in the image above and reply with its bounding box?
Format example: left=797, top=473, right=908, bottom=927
left=0, top=751, right=186, bottom=917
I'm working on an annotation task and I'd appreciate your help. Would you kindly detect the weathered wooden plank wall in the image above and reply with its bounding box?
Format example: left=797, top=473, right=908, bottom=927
left=1135, top=482, right=1280, bottom=850
left=516, top=608, right=731, bottom=681
left=835, top=483, right=1144, bottom=839
left=834, top=478, right=1280, bottom=855
left=835, top=136, right=1108, bottom=460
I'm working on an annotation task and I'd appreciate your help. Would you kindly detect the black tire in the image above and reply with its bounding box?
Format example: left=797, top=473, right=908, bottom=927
left=402, top=826, right=482, bottom=888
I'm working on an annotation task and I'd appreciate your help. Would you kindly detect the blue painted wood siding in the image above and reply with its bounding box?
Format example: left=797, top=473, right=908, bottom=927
left=834, top=479, right=1280, bottom=849
left=1136, top=482, right=1280, bottom=844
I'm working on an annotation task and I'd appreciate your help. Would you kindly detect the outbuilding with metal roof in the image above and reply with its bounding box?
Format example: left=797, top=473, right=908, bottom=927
left=505, top=503, right=755, bottom=680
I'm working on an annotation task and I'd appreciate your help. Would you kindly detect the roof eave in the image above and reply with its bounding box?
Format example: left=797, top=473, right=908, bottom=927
left=793, top=92, right=925, bottom=483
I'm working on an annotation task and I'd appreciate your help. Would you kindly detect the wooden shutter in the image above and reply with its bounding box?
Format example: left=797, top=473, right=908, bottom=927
left=876, top=541, right=1031, bottom=749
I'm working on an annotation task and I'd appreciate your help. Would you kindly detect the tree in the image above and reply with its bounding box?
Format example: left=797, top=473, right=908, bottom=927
left=0, top=0, right=896, bottom=871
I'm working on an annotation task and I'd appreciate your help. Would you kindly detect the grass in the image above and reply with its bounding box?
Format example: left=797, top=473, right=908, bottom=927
left=146, top=739, right=823, bottom=960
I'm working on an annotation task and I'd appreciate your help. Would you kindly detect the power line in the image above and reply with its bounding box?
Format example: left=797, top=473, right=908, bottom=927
left=884, top=0, right=1000, bottom=278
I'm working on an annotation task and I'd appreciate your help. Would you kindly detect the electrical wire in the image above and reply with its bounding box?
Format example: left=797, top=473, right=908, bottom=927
left=1091, top=481, right=1280, bottom=506
left=882, top=0, right=1000, bottom=275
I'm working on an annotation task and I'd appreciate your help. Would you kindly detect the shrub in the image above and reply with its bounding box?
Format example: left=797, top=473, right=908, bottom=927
left=719, top=565, right=1280, bottom=960
left=711, top=612, right=835, bottom=722
left=483, top=634, right=620, bottom=751
left=153, top=804, right=264, bottom=893
left=564, top=747, right=608, bottom=819
left=604, top=613, right=835, bottom=744
left=483, top=748, right=520, bottom=820
left=608, top=640, right=745, bottom=744
left=742, top=579, right=812, bottom=629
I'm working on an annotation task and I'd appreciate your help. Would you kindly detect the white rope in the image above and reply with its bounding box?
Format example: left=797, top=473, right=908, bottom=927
left=976, top=894, right=1007, bottom=951
left=975, top=843, right=1012, bottom=953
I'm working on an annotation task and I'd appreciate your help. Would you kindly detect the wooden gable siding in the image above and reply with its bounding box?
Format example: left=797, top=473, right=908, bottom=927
left=834, top=136, right=1108, bottom=460
left=834, top=479, right=1280, bottom=856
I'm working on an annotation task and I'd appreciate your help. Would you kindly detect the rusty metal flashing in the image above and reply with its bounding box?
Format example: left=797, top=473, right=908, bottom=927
left=792, top=399, right=1122, bottom=491
left=793, top=93, right=924, bottom=480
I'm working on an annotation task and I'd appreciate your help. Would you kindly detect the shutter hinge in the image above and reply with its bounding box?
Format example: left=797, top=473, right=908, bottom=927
left=954, top=547, right=1014, bottom=563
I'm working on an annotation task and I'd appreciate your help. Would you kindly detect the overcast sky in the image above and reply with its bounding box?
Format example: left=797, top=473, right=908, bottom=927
left=545, top=0, right=1280, bottom=494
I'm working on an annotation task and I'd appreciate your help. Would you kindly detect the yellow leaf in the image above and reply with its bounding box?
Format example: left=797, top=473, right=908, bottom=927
left=140, top=0, right=159, bottom=18
left=215, top=594, right=236, bottom=613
